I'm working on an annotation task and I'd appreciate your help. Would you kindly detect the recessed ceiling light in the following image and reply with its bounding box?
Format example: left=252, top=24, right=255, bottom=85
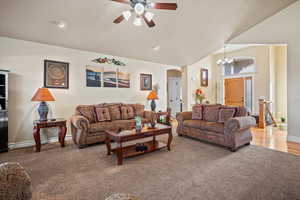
left=153, top=45, right=160, bottom=51
left=57, top=21, right=67, bottom=29
left=51, top=20, right=67, bottom=29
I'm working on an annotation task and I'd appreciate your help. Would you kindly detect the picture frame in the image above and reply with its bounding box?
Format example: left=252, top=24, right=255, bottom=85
left=140, top=74, right=152, bottom=90
left=201, top=68, right=208, bottom=87
left=44, top=60, right=69, bottom=89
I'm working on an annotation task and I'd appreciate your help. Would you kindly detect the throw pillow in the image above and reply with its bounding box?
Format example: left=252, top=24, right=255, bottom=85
left=121, top=106, right=135, bottom=120
left=203, top=104, right=221, bottom=122
left=192, top=105, right=203, bottom=120
left=107, top=105, right=122, bottom=121
left=77, top=105, right=97, bottom=123
left=95, top=107, right=111, bottom=122
left=130, top=104, right=145, bottom=117
left=218, top=108, right=236, bottom=123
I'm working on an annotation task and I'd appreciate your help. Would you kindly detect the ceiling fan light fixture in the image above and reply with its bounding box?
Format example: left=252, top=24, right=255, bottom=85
left=122, top=10, right=132, bottom=21
left=145, top=12, right=154, bottom=21
left=134, top=3, right=145, bottom=15
left=133, top=16, right=142, bottom=26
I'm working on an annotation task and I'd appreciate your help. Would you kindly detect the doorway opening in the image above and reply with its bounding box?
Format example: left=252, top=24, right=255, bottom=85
left=224, top=76, right=253, bottom=113
left=167, top=69, right=182, bottom=117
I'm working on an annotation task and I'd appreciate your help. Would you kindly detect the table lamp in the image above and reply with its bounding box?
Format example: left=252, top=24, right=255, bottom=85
left=147, top=91, right=158, bottom=112
left=31, top=88, right=55, bottom=121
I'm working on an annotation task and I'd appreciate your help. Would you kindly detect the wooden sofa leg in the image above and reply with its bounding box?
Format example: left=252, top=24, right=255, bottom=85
left=230, top=147, right=237, bottom=152
left=245, top=143, right=251, bottom=146
left=178, top=133, right=183, bottom=137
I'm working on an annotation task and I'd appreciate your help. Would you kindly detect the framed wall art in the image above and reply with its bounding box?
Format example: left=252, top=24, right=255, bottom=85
left=201, top=68, right=208, bottom=87
left=117, top=69, right=130, bottom=88
left=44, top=60, right=69, bottom=89
left=140, top=74, right=152, bottom=90
left=103, top=66, right=117, bottom=88
left=86, top=65, right=103, bottom=87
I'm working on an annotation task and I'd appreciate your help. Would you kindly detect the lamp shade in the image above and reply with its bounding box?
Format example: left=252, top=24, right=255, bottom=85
left=31, top=88, right=55, bottom=102
left=147, top=91, right=158, bottom=100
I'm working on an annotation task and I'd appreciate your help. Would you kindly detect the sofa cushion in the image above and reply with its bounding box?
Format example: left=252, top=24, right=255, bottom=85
left=218, top=108, right=236, bottom=123
left=129, top=104, right=145, bottom=117
left=121, top=106, right=135, bottom=120
left=183, top=120, right=224, bottom=134
left=203, top=105, right=221, bottom=122
left=192, top=104, right=203, bottom=120
left=95, top=107, right=111, bottom=122
left=89, top=122, right=117, bottom=133
left=77, top=105, right=97, bottom=123
left=113, top=120, right=135, bottom=130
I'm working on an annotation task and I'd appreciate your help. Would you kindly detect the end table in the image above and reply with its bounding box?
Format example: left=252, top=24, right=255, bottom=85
left=33, top=118, right=67, bottom=152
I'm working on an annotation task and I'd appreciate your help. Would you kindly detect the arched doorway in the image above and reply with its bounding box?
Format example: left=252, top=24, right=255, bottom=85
left=167, top=69, right=182, bottom=116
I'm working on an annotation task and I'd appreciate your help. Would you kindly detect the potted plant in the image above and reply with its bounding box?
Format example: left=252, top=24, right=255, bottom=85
left=195, top=89, right=206, bottom=104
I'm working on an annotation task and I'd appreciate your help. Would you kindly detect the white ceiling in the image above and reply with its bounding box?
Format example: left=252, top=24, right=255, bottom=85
left=0, top=0, right=296, bottom=66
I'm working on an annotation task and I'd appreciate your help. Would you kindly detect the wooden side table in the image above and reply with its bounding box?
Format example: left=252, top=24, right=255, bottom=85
left=33, top=118, right=67, bottom=152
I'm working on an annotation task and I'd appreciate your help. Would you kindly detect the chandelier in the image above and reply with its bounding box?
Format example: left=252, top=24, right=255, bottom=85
left=216, top=46, right=234, bottom=65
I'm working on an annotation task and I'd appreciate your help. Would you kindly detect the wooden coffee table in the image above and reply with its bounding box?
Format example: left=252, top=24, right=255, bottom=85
left=105, top=124, right=172, bottom=165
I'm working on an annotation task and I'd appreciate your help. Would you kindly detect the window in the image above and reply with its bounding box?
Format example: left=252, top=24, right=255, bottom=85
left=222, top=58, right=256, bottom=76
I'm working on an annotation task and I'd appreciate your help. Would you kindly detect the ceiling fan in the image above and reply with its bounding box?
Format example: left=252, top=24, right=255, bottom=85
left=111, top=0, right=178, bottom=28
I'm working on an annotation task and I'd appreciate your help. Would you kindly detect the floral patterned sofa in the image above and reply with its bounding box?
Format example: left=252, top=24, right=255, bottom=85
left=176, top=104, right=256, bottom=151
left=70, top=103, right=155, bottom=148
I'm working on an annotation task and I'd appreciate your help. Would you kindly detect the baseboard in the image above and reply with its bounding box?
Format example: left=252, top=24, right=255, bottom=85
left=287, top=135, right=300, bottom=143
left=8, top=135, right=72, bottom=150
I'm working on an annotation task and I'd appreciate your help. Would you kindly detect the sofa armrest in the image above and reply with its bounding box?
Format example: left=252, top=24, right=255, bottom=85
left=70, top=115, right=90, bottom=129
left=224, top=116, right=256, bottom=150
left=70, top=115, right=90, bottom=147
left=176, top=112, right=192, bottom=135
left=176, top=112, right=192, bottom=122
left=225, top=116, right=256, bottom=132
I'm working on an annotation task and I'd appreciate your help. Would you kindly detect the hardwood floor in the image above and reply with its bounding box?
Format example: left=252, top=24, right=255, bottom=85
left=251, top=126, right=300, bottom=156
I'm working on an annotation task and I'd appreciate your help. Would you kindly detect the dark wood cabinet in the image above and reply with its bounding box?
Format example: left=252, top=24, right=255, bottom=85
left=0, top=70, right=8, bottom=153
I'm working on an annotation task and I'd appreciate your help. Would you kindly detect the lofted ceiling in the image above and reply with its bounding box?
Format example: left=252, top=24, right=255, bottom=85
left=0, top=0, right=296, bottom=66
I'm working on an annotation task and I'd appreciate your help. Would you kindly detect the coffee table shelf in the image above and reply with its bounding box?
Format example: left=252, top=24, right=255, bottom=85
left=105, top=124, right=172, bottom=165
left=111, top=140, right=167, bottom=158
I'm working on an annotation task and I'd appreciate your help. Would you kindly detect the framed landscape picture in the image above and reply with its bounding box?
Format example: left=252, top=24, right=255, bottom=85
left=103, top=67, right=117, bottom=88
left=201, top=68, right=208, bottom=87
left=117, top=69, right=130, bottom=88
left=140, top=74, right=152, bottom=90
left=86, top=65, right=103, bottom=87
left=44, top=60, right=69, bottom=89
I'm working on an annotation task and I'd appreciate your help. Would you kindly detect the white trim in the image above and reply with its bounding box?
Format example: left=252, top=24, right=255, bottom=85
left=8, top=135, right=72, bottom=150
left=287, top=135, right=300, bottom=143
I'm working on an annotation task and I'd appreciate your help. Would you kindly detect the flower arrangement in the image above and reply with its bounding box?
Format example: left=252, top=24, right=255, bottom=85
left=195, top=88, right=206, bottom=104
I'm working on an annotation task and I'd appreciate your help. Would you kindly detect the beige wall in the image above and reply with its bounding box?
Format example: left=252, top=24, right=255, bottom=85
left=186, top=45, right=287, bottom=116
left=0, top=37, right=179, bottom=146
left=186, top=56, right=216, bottom=111
left=213, top=46, right=270, bottom=114
left=274, top=46, right=288, bottom=119
left=229, top=1, right=299, bottom=142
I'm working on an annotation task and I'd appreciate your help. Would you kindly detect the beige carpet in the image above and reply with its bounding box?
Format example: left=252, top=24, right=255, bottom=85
left=1, top=135, right=300, bottom=200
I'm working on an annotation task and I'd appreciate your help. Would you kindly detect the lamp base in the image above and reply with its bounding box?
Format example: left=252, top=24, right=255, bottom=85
left=38, top=101, right=49, bottom=121
left=151, top=100, right=156, bottom=112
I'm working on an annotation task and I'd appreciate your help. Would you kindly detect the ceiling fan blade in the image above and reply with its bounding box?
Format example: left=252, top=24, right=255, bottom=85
left=142, top=15, right=155, bottom=28
left=113, top=15, right=125, bottom=24
left=150, top=3, right=178, bottom=10
left=110, top=0, right=130, bottom=5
